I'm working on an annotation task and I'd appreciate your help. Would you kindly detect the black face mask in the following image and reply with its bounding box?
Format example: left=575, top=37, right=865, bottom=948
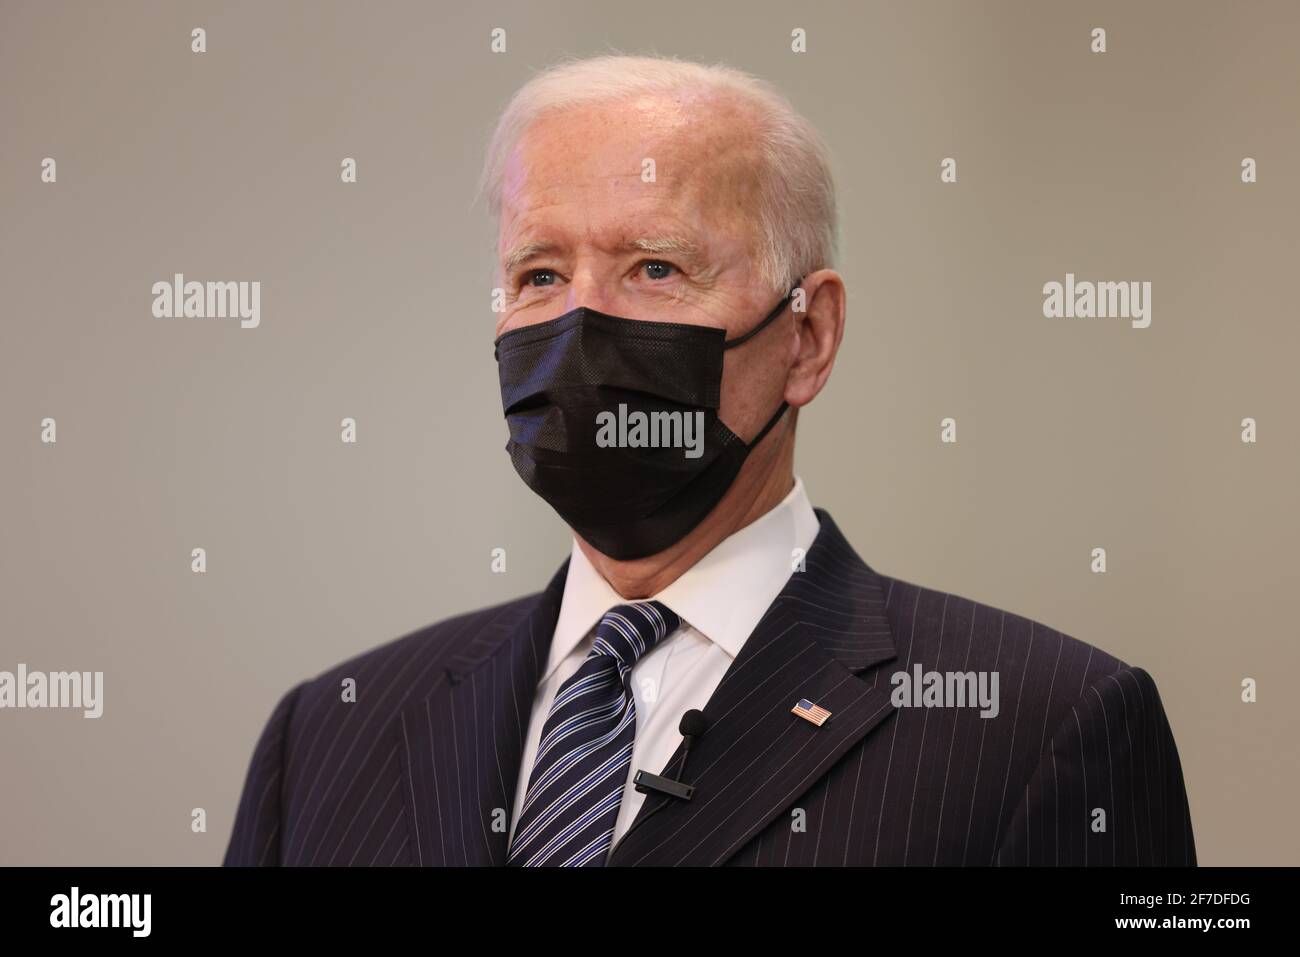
left=493, top=277, right=802, bottom=560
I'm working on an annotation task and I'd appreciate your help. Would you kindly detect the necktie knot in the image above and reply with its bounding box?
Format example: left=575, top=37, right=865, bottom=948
left=591, top=600, right=680, bottom=671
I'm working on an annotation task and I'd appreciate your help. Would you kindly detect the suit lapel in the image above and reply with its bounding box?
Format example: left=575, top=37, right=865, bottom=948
left=607, top=510, right=899, bottom=866
left=396, top=561, right=567, bottom=865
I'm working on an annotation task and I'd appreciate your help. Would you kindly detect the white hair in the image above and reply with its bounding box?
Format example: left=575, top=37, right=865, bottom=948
left=477, top=53, right=838, bottom=296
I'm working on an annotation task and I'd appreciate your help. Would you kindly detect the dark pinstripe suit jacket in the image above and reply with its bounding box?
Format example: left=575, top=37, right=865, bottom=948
left=224, top=508, right=1196, bottom=866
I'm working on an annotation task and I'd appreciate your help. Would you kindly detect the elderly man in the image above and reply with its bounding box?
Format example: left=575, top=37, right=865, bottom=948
left=224, top=54, right=1195, bottom=867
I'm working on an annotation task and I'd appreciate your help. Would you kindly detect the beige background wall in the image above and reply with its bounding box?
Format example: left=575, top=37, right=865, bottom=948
left=1, top=0, right=1296, bottom=865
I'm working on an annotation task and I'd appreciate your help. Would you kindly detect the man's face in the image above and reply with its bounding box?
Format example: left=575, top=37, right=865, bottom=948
left=494, top=92, right=793, bottom=440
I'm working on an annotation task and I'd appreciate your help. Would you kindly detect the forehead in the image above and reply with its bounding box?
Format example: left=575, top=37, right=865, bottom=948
left=498, top=93, right=761, bottom=251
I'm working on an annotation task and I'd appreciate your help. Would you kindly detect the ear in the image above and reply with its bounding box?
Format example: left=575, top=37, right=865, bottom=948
left=784, top=270, right=846, bottom=408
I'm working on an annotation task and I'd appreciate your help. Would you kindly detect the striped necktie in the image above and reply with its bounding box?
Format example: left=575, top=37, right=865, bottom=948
left=508, top=600, right=681, bottom=866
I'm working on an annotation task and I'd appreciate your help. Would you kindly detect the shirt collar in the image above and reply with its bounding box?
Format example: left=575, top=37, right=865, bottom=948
left=544, top=476, right=821, bottom=682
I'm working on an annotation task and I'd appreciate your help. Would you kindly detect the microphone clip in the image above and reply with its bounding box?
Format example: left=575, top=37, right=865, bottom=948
left=632, top=770, right=695, bottom=802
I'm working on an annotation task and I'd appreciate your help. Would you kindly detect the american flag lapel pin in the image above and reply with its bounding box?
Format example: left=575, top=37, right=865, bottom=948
left=792, top=697, right=832, bottom=727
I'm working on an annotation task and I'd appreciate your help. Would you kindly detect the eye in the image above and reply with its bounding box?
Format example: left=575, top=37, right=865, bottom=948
left=642, top=260, right=676, bottom=281
left=522, top=268, right=558, bottom=288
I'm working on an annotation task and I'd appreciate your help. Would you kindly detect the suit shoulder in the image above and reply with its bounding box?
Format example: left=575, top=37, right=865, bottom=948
left=869, top=570, right=1177, bottom=776
left=873, top=570, right=1131, bottom=693
left=291, top=589, right=544, bottom=715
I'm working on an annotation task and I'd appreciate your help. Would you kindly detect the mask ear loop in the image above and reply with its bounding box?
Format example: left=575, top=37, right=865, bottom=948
left=722, top=275, right=805, bottom=350
left=722, top=275, right=806, bottom=447
left=746, top=397, right=790, bottom=450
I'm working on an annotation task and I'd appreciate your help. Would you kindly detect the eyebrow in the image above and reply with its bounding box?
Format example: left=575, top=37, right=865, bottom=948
left=501, top=240, right=558, bottom=277
left=501, top=234, right=708, bottom=276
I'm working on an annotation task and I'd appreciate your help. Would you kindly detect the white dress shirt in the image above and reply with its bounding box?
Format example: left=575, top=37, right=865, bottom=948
left=507, top=475, right=821, bottom=856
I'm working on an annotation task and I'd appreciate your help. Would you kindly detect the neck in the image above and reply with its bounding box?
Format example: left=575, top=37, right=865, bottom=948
left=575, top=426, right=795, bottom=599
